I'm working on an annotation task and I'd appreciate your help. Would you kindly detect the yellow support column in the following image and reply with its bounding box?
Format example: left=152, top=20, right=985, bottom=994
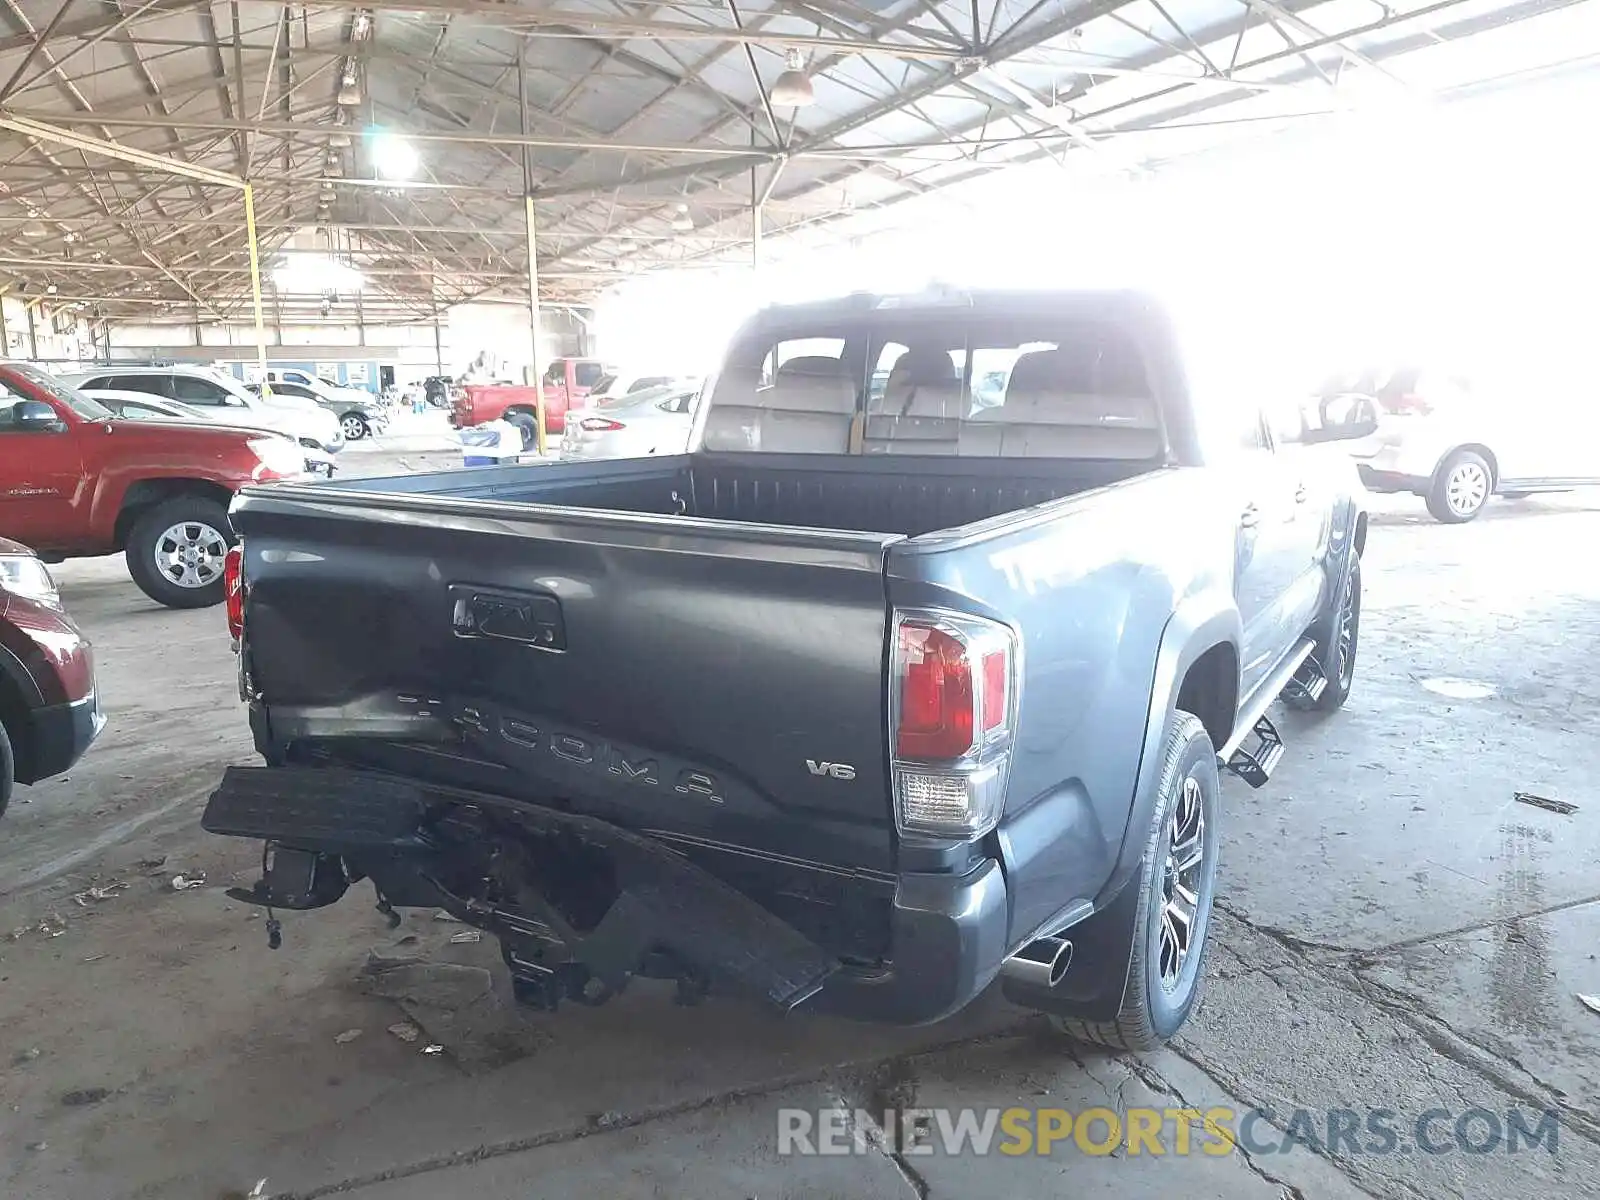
left=525, top=193, right=547, bottom=457
left=243, top=183, right=268, bottom=383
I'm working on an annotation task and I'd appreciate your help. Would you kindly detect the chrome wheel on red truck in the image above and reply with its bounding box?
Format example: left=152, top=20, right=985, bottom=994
left=125, top=496, right=236, bottom=609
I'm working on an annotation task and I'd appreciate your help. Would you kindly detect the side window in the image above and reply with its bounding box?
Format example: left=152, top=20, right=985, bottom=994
left=544, top=362, right=564, bottom=384
left=78, top=375, right=112, bottom=391
left=169, top=375, right=229, bottom=405
left=115, top=375, right=169, bottom=398
left=574, top=362, right=605, bottom=390
left=658, top=392, right=695, bottom=415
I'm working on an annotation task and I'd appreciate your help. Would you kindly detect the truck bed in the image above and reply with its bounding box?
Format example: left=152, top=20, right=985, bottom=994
left=315, top=452, right=1160, bottom=537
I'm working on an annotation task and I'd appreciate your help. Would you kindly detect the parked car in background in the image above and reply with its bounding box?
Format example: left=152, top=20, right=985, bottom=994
left=559, top=384, right=700, bottom=461
left=587, top=372, right=693, bottom=404
left=422, top=376, right=453, bottom=408
left=248, top=381, right=388, bottom=442
left=208, top=288, right=1371, bottom=1051
left=1323, top=364, right=1600, bottom=522
left=0, top=535, right=102, bottom=819
left=264, top=368, right=372, bottom=404
left=450, top=357, right=612, bottom=446
left=63, top=365, right=345, bottom=459
left=0, top=362, right=310, bottom=608
left=86, top=389, right=336, bottom=476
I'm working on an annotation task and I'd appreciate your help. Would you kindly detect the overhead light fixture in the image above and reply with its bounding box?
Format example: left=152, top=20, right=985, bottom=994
left=45, top=283, right=57, bottom=295
left=370, top=132, right=418, bottom=180
left=351, top=9, right=372, bottom=39
left=769, top=49, right=815, bottom=107
left=671, top=203, right=694, bottom=232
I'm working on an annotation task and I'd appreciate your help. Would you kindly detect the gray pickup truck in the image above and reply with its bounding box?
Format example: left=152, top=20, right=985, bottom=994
left=205, top=289, right=1369, bottom=1050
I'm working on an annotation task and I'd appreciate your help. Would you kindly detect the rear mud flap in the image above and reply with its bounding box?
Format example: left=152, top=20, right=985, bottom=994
left=204, top=765, right=837, bottom=1010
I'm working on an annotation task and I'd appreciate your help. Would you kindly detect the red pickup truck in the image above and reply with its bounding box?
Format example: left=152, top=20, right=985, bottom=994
left=450, top=357, right=608, bottom=445
left=0, top=362, right=309, bottom=609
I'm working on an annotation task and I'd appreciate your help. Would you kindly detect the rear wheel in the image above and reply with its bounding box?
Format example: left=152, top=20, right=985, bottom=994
left=1426, top=450, right=1492, bottom=523
left=505, top=411, right=537, bottom=452
left=125, top=496, right=235, bottom=609
left=1050, top=711, right=1220, bottom=1051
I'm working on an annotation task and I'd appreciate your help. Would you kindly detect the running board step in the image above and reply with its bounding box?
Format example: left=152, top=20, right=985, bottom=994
left=1226, top=715, right=1284, bottom=788
left=1281, top=655, right=1328, bottom=706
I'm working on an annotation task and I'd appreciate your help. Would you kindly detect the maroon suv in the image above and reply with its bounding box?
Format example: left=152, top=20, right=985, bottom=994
left=0, top=536, right=101, bottom=817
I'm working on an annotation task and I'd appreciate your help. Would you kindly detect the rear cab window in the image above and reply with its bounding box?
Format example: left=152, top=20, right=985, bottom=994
left=701, top=305, right=1164, bottom=460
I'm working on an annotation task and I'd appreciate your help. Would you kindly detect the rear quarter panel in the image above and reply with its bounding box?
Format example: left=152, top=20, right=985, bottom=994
left=887, top=467, right=1241, bottom=945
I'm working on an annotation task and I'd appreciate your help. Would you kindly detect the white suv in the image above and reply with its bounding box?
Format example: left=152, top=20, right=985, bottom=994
left=63, top=365, right=344, bottom=455
left=1325, top=364, right=1600, bottom=523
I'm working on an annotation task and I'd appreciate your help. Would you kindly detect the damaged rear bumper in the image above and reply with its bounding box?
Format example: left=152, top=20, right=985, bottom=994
left=202, top=765, right=1009, bottom=1025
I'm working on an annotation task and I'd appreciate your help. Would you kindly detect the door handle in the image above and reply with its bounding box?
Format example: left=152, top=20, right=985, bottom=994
left=1240, top=503, right=1260, bottom=530
left=1294, top=483, right=1308, bottom=504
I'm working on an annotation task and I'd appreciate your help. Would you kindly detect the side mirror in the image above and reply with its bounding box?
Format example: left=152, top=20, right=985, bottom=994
left=13, top=399, right=67, bottom=433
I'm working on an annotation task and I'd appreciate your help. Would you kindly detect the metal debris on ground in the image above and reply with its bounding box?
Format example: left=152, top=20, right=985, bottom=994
left=421, top=1044, right=444, bottom=1055
left=1513, top=791, right=1578, bottom=816
left=26, top=1141, right=47, bottom=1152
left=170, top=873, right=207, bottom=891
left=134, top=855, right=167, bottom=874
left=387, top=1021, right=421, bottom=1043
left=249, top=1179, right=268, bottom=1198
left=82, top=954, right=106, bottom=963
left=14, top=1047, right=41, bottom=1064
left=333, top=1029, right=363, bottom=1044
left=448, top=930, right=482, bottom=944
left=71, top=881, right=127, bottom=906
left=37, top=913, right=66, bottom=938
left=431, top=910, right=462, bottom=922
left=1578, top=995, right=1600, bottom=1016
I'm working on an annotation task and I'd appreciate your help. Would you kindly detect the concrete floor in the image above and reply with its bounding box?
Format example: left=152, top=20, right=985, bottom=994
left=2, top=477, right=1598, bottom=1200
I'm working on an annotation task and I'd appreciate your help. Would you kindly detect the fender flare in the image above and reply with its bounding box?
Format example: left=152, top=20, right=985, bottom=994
left=1012, top=595, right=1239, bottom=1022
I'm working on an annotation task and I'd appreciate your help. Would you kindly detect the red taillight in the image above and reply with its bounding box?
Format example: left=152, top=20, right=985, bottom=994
left=224, top=545, right=244, bottom=643
left=579, top=417, right=625, bottom=432
left=897, top=624, right=975, bottom=759
left=892, top=610, right=1018, bottom=839
left=895, top=616, right=1015, bottom=760
left=981, top=649, right=1007, bottom=732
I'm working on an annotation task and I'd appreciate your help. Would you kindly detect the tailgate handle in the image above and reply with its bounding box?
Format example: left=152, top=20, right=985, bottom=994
left=450, top=585, right=566, bottom=650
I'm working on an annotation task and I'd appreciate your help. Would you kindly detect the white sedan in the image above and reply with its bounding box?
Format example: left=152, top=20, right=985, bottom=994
left=560, top=384, right=700, bottom=461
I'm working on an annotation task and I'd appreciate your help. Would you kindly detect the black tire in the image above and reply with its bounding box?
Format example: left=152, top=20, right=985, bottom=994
left=1051, top=711, right=1220, bottom=1051
left=505, top=411, right=537, bottom=452
left=340, top=412, right=370, bottom=441
left=0, top=719, right=14, bottom=821
left=1285, top=553, right=1361, bottom=713
left=1426, top=449, right=1493, bottom=523
left=125, top=496, right=235, bottom=609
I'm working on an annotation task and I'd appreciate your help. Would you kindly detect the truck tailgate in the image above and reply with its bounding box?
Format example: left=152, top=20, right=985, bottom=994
left=232, top=485, right=902, bottom=874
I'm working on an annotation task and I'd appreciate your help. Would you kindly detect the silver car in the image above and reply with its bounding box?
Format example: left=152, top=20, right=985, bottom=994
left=560, top=384, right=699, bottom=460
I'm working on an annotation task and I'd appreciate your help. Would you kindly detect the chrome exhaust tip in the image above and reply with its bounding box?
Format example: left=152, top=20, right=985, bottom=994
left=1000, top=935, right=1073, bottom=990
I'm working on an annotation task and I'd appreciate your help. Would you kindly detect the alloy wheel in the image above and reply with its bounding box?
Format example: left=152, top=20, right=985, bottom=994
left=1159, top=775, right=1207, bottom=989
left=155, top=521, right=228, bottom=589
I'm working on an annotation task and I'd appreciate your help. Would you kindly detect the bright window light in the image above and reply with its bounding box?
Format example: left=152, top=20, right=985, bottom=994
left=271, top=255, right=363, bottom=293
left=371, top=133, right=419, bottom=180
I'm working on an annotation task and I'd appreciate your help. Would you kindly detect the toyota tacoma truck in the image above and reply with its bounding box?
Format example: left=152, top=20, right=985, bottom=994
left=0, top=363, right=311, bottom=609
left=205, top=290, right=1370, bottom=1050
